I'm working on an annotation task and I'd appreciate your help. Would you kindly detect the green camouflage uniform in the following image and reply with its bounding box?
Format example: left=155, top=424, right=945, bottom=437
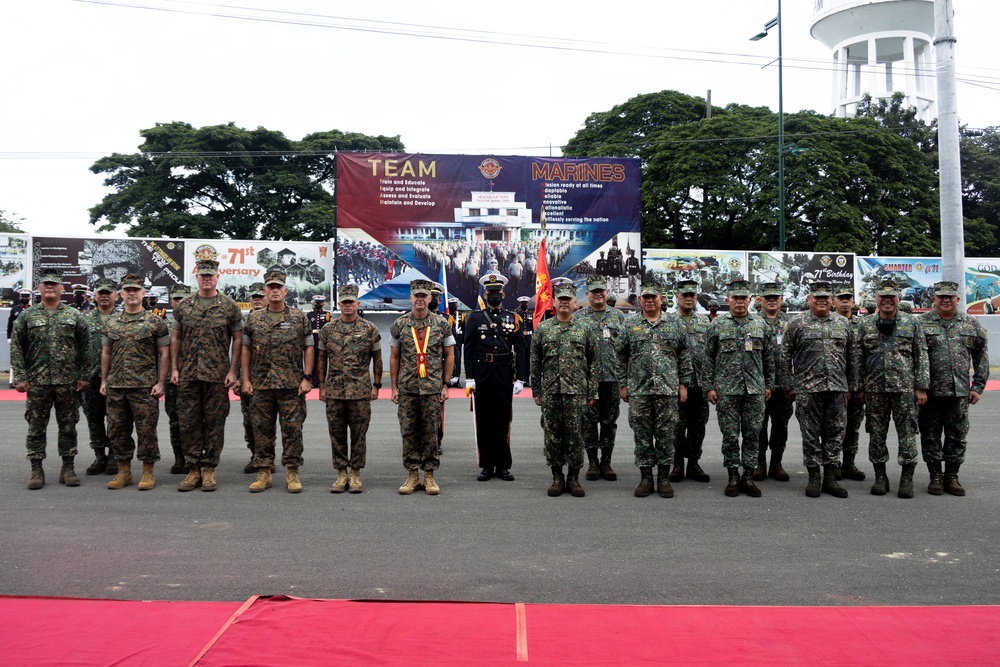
left=618, top=312, right=693, bottom=467
left=676, top=311, right=711, bottom=460
left=704, top=314, right=774, bottom=469
left=842, top=315, right=866, bottom=459
left=11, top=304, right=90, bottom=460
left=757, top=312, right=794, bottom=456
left=530, top=318, right=599, bottom=469
left=918, top=311, right=989, bottom=464
left=575, top=305, right=626, bottom=452
left=103, top=310, right=170, bottom=462
left=857, top=312, right=929, bottom=465
left=318, top=317, right=382, bottom=470
left=80, top=309, right=114, bottom=453
left=172, top=293, right=243, bottom=468
left=243, top=306, right=312, bottom=469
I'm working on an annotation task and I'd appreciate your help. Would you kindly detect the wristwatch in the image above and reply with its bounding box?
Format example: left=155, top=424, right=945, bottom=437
left=373, top=383, right=383, bottom=389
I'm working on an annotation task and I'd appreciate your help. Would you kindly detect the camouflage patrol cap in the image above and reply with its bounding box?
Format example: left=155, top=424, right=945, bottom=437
left=933, top=280, right=959, bottom=296
left=93, top=278, right=118, bottom=293
left=264, top=269, right=286, bottom=286
left=195, top=259, right=219, bottom=276
left=169, top=283, right=193, bottom=299
left=875, top=278, right=900, bottom=296
left=640, top=281, right=663, bottom=297
left=676, top=279, right=698, bottom=295
left=410, top=279, right=434, bottom=295
left=759, top=282, right=783, bottom=297
left=586, top=275, right=608, bottom=291
left=120, top=273, right=145, bottom=290
left=248, top=282, right=266, bottom=298
left=38, top=269, right=63, bottom=284
left=551, top=277, right=576, bottom=299
left=708, top=299, right=719, bottom=309
left=809, top=281, right=833, bottom=297
left=834, top=285, right=855, bottom=298
left=338, top=284, right=360, bottom=302
left=726, top=273, right=752, bottom=297
left=898, top=300, right=913, bottom=312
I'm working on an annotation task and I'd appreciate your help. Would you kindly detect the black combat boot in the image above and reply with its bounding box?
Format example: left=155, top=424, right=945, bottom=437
left=668, top=451, right=684, bottom=482
left=547, top=466, right=565, bottom=497
left=59, top=457, right=80, bottom=487
left=27, top=460, right=44, bottom=490
left=841, top=452, right=866, bottom=481
left=740, top=468, right=762, bottom=497
left=566, top=468, right=586, bottom=497
left=86, top=448, right=107, bottom=476
left=634, top=466, right=654, bottom=497
left=686, top=458, right=711, bottom=483
left=870, top=463, right=890, bottom=496
left=805, top=467, right=822, bottom=498
left=104, top=454, right=117, bottom=475
left=944, top=462, right=965, bottom=496
left=897, top=463, right=916, bottom=499
left=752, top=450, right=767, bottom=481
left=822, top=463, right=848, bottom=498
left=599, top=447, right=617, bottom=481
left=657, top=466, right=674, bottom=498
left=724, top=468, right=740, bottom=497
left=170, top=446, right=187, bottom=475
left=585, top=448, right=600, bottom=481
left=927, top=461, right=944, bottom=495
left=768, top=448, right=789, bottom=482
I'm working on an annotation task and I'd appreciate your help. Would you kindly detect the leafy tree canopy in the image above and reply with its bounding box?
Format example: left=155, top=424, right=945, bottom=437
left=0, top=208, right=25, bottom=233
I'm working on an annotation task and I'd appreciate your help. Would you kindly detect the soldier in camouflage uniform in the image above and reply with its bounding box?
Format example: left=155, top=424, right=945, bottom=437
left=389, top=279, right=455, bottom=496
left=618, top=281, right=693, bottom=498
left=239, top=282, right=267, bottom=474
left=164, top=283, right=192, bottom=474
left=11, top=269, right=91, bottom=490
left=918, top=280, right=989, bottom=496
left=100, top=274, right=171, bottom=491
left=81, top=278, right=119, bottom=476
left=318, top=284, right=383, bottom=494
left=530, top=278, right=599, bottom=498
left=242, top=270, right=314, bottom=494
left=671, top=279, right=712, bottom=484
left=704, top=276, right=774, bottom=498
left=753, top=282, right=794, bottom=482
left=856, top=278, right=929, bottom=499
left=170, top=259, right=243, bottom=492
left=833, top=286, right=867, bottom=481
left=575, top=274, right=625, bottom=482
left=781, top=281, right=859, bottom=499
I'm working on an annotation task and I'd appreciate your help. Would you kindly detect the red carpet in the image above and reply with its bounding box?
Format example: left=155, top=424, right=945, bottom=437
left=4, top=595, right=999, bottom=665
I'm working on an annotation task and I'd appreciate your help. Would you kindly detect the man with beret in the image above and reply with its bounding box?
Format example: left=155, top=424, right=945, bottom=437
left=465, top=273, right=523, bottom=482
left=833, top=286, right=867, bottom=481
left=318, top=284, right=383, bottom=493
left=672, top=278, right=712, bottom=484
left=164, top=283, right=192, bottom=474
left=753, top=281, right=794, bottom=482
left=531, top=277, right=599, bottom=497
left=12, top=269, right=91, bottom=489
left=243, top=270, right=314, bottom=494
left=918, top=280, right=988, bottom=496
left=389, top=279, right=455, bottom=495
left=575, top=274, right=626, bottom=482
left=856, top=277, right=929, bottom=498
left=101, top=274, right=171, bottom=490
left=306, top=294, right=332, bottom=387
left=782, top=280, right=859, bottom=498
left=171, top=259, right=243, bottom=492
left=704, top=275, right=774, bottom=497
left=618, top=281, right=692, bottom=497
left=239, top=282, right=268, bottom=474
left=81, top=277, right=120, bottom=476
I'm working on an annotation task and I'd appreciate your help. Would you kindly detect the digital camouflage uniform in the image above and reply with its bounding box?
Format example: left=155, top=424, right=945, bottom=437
left=81, top=307, right=115, bottom=455
left=842, top=315, right=866, bottom=461
left=11, top=303, right=90, bottom=460
left=103, top=310, right=170, bottom=462
left=318, top=316, right=381, bottom=469
left=617, top=312, right=693, bottom=467
left=574, top=303, right=625, bottom=455
left=675, top=310, right=711, bottom=463
left=243, top=305, right=312, bottom=469
left=857, top=311, right=929, bottom=465
left=918, top=310, right=988, bottom=464
left=757, top=311, right=794, bottom=464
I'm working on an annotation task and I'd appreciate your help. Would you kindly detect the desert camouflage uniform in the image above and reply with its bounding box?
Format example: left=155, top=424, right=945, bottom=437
left=704, top=314, right=774, bottom=469
left=676, top=311, right=711, bottom=461
left=80, top=309, right=115, bottom=454
left=318, top=317, right=381, bottom=469
left=857, top=312, right=929, bottom=465
left=618, top=312, right=693, bottom=466
left=103, top=310, right=170, bottom=462
left=575, top=305, right=626, bottom=453
left=531, top=317, right=598, bottom=470
left=11, top=304, right=90, bottom=460
left=757, top=312, right=794, bottom=457
left=243, top=306, right=312, bottom=469
left=918, top=310, right=989, bottom=464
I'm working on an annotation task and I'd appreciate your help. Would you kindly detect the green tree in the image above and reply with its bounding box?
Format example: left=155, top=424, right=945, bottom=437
left=960, top=126, right=1000, bottom=255
left=89, top=122, right=404, bottom=240
left=0, top=208, right=25, bottom=233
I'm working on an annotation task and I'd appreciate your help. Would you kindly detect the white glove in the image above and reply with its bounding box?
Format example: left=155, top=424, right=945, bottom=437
left=513, top=380, right=524, bottom=395
left=449, top=376, right=459, bottom=387
left=465, top=379, right=476, bottom=391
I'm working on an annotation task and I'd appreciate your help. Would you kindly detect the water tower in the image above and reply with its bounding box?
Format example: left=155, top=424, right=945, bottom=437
left=811, top=0, right=936, bottom=121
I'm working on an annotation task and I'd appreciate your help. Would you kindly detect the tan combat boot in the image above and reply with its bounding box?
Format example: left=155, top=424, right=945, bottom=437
left=286, top=467, right=303, bottom=494
left=201, top=467, right=217, bottom=492
left=178, top=467, right=201, bottom=492
left=330, top=468, right=348, bottom=493
left=137, top=462, right=156, bottom=491
left=423, top=470, right=440, bottom=495
left=27, top=460, right=44, bottom=490
left=398, top=470, right=421, bottom=495
left=348, top=468, right=363, bottom=494
left=107, top=461, right=133, bottom=490
left=249, top=469, right=272, bottom=493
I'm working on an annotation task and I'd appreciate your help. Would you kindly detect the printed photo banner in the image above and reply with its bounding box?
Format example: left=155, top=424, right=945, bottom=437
left=643, top=249, right=746, bottom=312
left=965, top=257, right=1000, bottom=315
left=856, top=256, right=942, bottom=312
left=0, top=234, right=29, bottom=304
left=747, top=251, right=855, bottom=311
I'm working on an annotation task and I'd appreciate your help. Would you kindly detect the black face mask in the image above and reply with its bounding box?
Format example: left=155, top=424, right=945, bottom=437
left=74, top=294, right=84, bottom=305
left=429, top=297, right=440, bottom=311
left=486, top=293, right=503, bottom=307
left=876, top=317, right=896, bottom=337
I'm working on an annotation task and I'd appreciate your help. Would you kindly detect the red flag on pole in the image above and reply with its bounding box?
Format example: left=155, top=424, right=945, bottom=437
left=534, top=207, right=552, bottom=329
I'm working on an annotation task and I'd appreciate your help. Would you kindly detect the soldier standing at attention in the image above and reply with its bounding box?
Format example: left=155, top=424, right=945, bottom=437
left=164, top=283, right=192, bottom=474
left=101, top=274, right=170, bottom=491
left=242, top=270, right=313, bottom=494
left=704, top=276, right=774, bottom=498
left=389, top=279, right=455, bottom=495
left=465, top=274, right=523, bottom=482
left=530, top=278, right=598, bottom=498
left=514, top=296, right=532, bottom=386
left=81, top=278, right=119, bottom=476
left=306, top=294, right=332, bottom=386
left=918, top=280, right=989, bottom=496
left=11, top=269, right=90, bottom=490
left=833, top=286, right=867, bottom=481
left=7, top=288, right=32, bottom=387
left=856, top=278, right=929, bottom=499
left=781, top=281, right=858, bottom=499
left=239, top=282, right=267, bottom=474
left=671, top=279, right=712, bottom=484
left=575, top=274, right=625, bottom=482
left=753, top=282, right=794, bottom=482
left=71, top=283, right=94, bottom=312
left=318, top=284, right=383, bottom=494
left=170, top=259, right=243, bottom=492
left=447, top=297, right=465, bottom=386
left=618, top=281, right=692, bottom=498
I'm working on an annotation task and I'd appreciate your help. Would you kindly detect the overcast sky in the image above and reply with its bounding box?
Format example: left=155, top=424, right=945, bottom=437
left=1, top=0, right=996, bottom=238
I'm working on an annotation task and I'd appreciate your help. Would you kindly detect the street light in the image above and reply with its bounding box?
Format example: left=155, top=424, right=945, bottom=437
left=751, top=1, right=785, bottom=251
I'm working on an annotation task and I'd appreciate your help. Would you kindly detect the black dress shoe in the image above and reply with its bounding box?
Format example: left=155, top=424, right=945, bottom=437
left=477, top=468, right=494, bottom=481
left=497, top=469, right=515, bottom=481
